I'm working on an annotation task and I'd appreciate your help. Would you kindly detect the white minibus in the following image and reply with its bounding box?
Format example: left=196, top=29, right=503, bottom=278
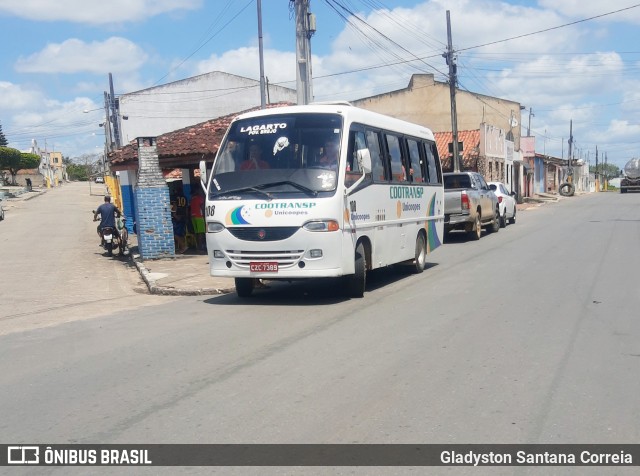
left=199, top=103, right=444, bottom=297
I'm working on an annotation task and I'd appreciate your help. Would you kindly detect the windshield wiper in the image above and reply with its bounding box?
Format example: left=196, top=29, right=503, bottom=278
left=257, top=181, right=318, bottom=197
left=214, top=186, right=274, bottom=200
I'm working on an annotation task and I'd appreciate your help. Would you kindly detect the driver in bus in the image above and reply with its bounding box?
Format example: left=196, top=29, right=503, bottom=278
left=318, top=138, right=339, bottom=168
left=240, top=144, right=270, bottom=170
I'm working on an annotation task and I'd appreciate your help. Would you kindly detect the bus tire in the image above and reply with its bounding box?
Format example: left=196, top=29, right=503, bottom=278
left=412, top=232, right=426, bottom=274
left=346, top=242, right=367, bottom=298
left=235, top=278, right=254, bottom=298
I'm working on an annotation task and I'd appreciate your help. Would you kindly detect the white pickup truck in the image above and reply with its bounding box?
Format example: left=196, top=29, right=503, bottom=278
left=443, top=172, right=500, bottom=240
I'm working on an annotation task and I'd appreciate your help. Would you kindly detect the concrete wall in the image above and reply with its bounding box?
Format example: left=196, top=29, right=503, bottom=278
left=352, top=74, right=523, bottom=151
left=118, top=71, right=297, bottom=145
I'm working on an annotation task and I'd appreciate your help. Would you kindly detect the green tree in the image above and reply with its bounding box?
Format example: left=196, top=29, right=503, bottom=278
left=66, top=163, right=90, bottom=181
left=0, top=146, right=22, bottom=184
left=0, top=121, right=8, bottom=147
left=590, top=163, right=620, bottom=178
left=0, top=148, right=41, bottom=185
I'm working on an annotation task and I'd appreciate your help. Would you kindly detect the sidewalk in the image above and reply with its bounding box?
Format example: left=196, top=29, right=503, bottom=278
left=131, top=248, right=235, bottom=296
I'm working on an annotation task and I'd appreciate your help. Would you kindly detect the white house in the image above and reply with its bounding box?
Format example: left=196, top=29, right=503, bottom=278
left=117, top=71, right=297, bottom=146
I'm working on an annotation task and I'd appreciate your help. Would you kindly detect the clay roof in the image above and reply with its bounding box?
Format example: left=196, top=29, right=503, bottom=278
left=435, top=130, right=480, bottom=171
left=109, top=102, right=293, bottom=166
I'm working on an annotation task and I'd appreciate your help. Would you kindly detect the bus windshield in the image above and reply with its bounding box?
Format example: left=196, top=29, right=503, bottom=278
left=209, top=113, right=343, bottom=199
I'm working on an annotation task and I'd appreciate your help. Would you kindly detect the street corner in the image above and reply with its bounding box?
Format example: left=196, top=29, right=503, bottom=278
left=131, top=253, right=235, bottom=296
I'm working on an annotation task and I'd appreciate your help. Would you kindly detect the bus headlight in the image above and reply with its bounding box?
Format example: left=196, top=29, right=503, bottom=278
left=207, top=222, right=225, bottom=233
left=303, top=220, right=339, bottom=232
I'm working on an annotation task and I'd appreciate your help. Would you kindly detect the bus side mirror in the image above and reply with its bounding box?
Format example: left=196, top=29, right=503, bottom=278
left=199, top=160, right=207, bottom=188
left=346, top=149, right=372, bottom=196
left=356, top=148, right=372, bottom=174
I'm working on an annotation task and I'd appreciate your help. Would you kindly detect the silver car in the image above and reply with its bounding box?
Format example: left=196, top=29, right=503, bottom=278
left=488, top=182, right=516, bottom=227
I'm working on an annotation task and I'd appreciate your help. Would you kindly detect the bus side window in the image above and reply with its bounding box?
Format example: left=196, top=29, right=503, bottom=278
left=385, top=133, right=406, bottom=182
left=345, top=130, right=367, bottom=187
left=427, top=142, right=442, bottom=184
left=407, top=139, right=424, bottom=183
left=365, top=129, right=387, bottom=182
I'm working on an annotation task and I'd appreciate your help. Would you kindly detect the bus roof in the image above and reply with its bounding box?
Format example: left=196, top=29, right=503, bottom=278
left=233, top=103, right=435, bottom=141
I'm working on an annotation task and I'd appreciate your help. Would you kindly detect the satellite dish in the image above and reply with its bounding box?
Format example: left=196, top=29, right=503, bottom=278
left=510, top=117, right=518, bottom=127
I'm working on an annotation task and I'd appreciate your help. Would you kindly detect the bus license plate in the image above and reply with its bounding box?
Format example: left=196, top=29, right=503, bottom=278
left=250, top=262, right=278, bottom=272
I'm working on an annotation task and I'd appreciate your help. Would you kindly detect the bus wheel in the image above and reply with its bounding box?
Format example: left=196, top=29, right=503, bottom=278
left=412, top=233, right=426, bottom=274
left=235, top=278, right=254, bottom=298
left=346, top=242, right=367, bottom=298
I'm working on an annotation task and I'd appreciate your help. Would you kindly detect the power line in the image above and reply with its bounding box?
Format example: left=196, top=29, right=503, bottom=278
left=151, top=0, right=254, bottom=86
left=458, top=3, right=640, bottom=53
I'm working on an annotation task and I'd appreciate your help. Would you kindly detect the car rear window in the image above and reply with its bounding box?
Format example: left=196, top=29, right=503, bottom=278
left=444, top=175, right=471, bottom=189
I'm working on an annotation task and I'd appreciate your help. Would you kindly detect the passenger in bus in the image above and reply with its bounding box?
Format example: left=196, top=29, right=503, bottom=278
left=318, top=138, right=339, bottom=168
left=240, top=144, right=270, bottom=170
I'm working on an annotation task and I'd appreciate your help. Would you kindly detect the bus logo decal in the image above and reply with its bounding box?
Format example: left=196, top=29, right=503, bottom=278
left=226, top=206, right=251, bottom=225
left=426, top=195, right=441, bottom=252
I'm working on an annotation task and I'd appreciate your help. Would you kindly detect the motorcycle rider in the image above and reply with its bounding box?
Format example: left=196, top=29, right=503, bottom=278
left=93, top=195, right=122, bottom=248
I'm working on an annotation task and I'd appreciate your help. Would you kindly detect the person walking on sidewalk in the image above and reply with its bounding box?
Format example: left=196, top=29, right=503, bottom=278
left=190, top=188, right=206, bottom=252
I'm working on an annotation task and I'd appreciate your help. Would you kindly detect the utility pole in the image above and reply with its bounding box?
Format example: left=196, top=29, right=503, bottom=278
left=257, top=0, right=266, bottom=109
left=527, top=108, right=534, bottom=136
left=595, top=145, right=599, bottom=192
left=604, top=152, right=608, bottom=190
left=294, top=0, right=315, bottom=105
left=443, top=10, right=460, bottom=172
left=108, top=73, right=120, bottom=149
left=567, top=120, right=573, bottom=183
left=103, top=92, right=113, bottom=153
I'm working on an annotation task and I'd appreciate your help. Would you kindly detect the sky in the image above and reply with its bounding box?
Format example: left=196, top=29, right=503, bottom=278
left=1, top=0, right=640, bottom=171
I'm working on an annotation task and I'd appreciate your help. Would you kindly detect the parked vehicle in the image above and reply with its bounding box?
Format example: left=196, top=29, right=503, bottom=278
left=95, top=176, right=104, bottom=184
left=488, top=181, right=517, bottom=227
left=620, top=158, right=640, bottom=193
left=0, top=198, right=5, bottom=221
left=443, top=172, right=500, bottom=240
left=116, top=215, right=129, bottom=256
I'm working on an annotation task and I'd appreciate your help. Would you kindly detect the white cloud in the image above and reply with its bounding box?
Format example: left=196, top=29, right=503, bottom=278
left=489, top=52, right=624, bottom=108
left=15, top=38, right=148, bottom=74
left=0, top=0, right=202, bottom=24
left=603, top=119, right=640, bottom=141
left=195, top=47, right=298, bottom=86
left=0, top=81, right=45, bottom=110
left=538, top=0, right=640, bottom=23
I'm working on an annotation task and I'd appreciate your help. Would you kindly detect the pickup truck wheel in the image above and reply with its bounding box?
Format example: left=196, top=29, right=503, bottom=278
left=500, top=209, right=507, bottom=228
left=235, top=278, right=254, bottom=298
left=489, top=208, right=500, bottom=233
left=469, top=214, right=482, bottom=241
left=508, top=208, right=516, bottom=224
left=412, top=233, right=426, bottom=274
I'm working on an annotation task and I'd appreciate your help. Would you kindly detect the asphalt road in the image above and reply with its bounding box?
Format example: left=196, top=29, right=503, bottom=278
left=1, top=189, right=639, bottom=473
left=0, top=182, right=177, bottom=335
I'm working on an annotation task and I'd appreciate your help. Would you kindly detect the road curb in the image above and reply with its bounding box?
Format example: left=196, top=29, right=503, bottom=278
left=131, top=254, right=235, bottom=296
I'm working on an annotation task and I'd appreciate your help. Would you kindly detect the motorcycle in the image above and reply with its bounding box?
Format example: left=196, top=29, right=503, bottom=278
left=116, top=215, right=129, bottom=257
left=101, top=225, right=116, bottom=256
left=93, top=212, right=128, bottom=257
